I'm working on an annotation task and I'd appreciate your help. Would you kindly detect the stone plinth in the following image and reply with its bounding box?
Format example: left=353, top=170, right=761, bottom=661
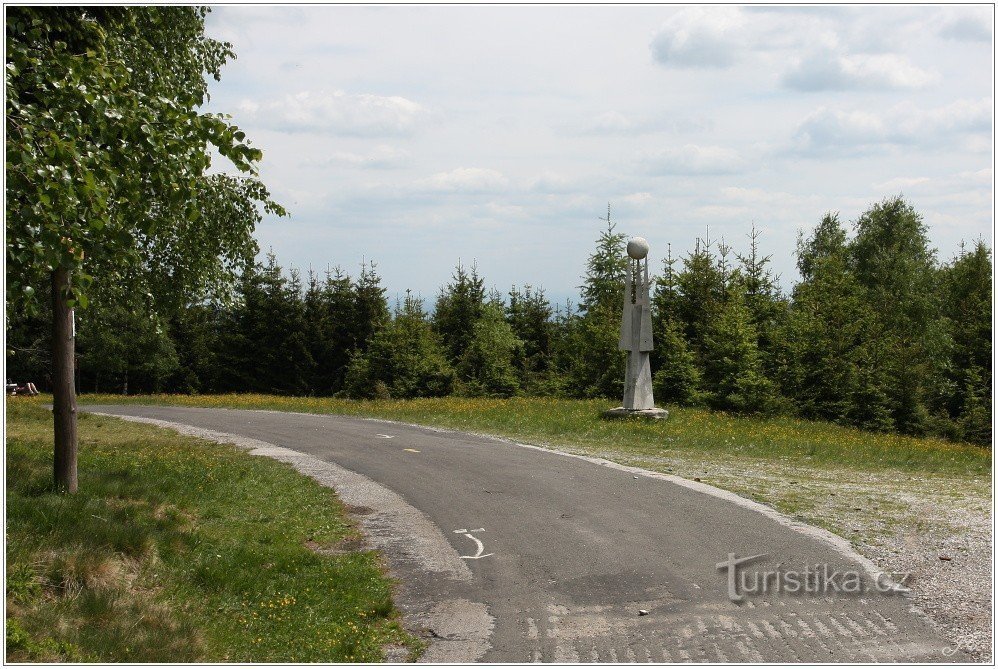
left=602, top=406, right=669, bottom=420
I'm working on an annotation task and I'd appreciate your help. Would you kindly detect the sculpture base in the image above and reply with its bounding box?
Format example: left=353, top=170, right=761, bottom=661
left=602, top=407, right=669, bottom=421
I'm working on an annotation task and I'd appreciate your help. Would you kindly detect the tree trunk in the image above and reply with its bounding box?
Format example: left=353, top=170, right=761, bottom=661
left=51, top=267, right=78, bottom=493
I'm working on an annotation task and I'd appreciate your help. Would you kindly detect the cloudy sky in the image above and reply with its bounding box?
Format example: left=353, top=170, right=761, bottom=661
left=205, top=5, right=993, bottom=306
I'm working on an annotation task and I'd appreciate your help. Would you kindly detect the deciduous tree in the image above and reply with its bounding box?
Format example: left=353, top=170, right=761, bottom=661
left=6, top=7, right=283, bottom=490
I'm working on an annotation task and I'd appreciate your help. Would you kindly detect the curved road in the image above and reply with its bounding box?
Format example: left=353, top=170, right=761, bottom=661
left=87, top=405, right=961, bottom=663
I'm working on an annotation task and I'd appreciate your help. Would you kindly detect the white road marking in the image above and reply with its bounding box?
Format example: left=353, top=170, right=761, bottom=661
left=375, top=434, right=395, bottom=439
left=404, top=448, right=420, bottom=453
left=454, top=528, right=494, bottom=559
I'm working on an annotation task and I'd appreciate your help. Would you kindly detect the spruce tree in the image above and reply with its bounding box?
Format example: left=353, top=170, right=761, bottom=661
left=268, top=263, right=314, bottom=394
left=786, top=212, right=892, bottom=429
left=302, top=269, right=331, bottom=394
left=957, top=366, right=991, bottom=446
left=786, top=248, right=884, bottom=425
left=849, top=196, right=943, bottom=434
left=578, top=206, right=629, bottom=315
left=675, top=235, right=725, bottom=357
left=344, top=290, right=455, bottom=399
left=320, top=267, right=358, bottom=394
left=844, top=334, right=896, bottom=433
left=214, top=254, right=313, bottom=395
left=458, top=301, right=524, bottom=397
left=702, top=282, right=779, bottom=414
left=433, top=261, right=486, bottom=362
left=506, top=284, right=555, bottom=393
left=737, top=223, right=789, bottom=378
left=212, top=261, right=263, bottom=392
left=76, top=295, right=180, bottom=394
left=165, top=303, right=220, bottom=393
left=566, top=208, right=628, bottom=398
left=651, top=243, right=681, bottom=372
left=936, top=240, right=992, bottom=444
left=352, top=261, right=390, bottom=353
left=652, top=318, right=703, bottom=405
left=546, top=299, right=577, bottom=397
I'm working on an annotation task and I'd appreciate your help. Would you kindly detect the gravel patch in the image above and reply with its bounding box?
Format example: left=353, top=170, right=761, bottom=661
left=859, top=486, right=992, bottom=663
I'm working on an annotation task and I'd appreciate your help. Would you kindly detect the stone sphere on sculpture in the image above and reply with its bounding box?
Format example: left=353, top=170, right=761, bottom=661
left=627, top=237, right=650, bottom=260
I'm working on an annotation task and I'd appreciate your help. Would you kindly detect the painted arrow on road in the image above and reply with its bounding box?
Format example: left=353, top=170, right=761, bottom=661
left=454, top=528, right=493, bottom=559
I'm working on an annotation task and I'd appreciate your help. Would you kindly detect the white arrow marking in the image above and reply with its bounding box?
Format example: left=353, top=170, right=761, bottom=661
left=453, top=528, right=492, bottom=559
left=459, top=533, right=493, bottom=560
left=375, top=434, right=395, bottom=439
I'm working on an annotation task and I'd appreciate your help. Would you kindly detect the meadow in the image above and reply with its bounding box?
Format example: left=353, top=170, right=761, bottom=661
left=6, top=399, right=420, bottom=662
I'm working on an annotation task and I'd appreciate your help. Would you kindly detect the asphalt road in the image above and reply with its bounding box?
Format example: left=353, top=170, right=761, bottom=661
left=86, top=405, right=962, bottom=663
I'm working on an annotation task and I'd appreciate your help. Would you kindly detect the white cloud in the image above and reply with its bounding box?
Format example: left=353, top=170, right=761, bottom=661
left=308, top=144, right=410, bottom=169
left=639, top=144, right=745, bottom=175
left=717, top=187, right=826, bottom=216
left=790, top=99, right=991, bottom=155
left=721, top=186, right=796, bottom=206
left=938, top=12, right=993, bottom=42
left=567, top=110, right=713, bottom=137
left=621, top=192, right=653, bottom=205
left=873, top=176, right=931, bottom=191
left=914, top=99, right=992, bottom=135
left=588, top=111, right=635, bottom=134
left=483, top=202, right=527, bottom=219
left=955, top=168, right=993, bottom=185
left=415, top=167, right=509, bottom=193
left=648, top=7, right=858, bottom=71
left=864, top=170, right=992, bottom=207
left=691, top=204, right=748, bottom=220
left=782, top=52, right=937, bottom=91
left=238, top=90, right=427, bottom=135
left=527, top=171, right=577, bottom=194
left=650, top=7, right=746, bottom=68
left=200, top=6, right=990, bottom=301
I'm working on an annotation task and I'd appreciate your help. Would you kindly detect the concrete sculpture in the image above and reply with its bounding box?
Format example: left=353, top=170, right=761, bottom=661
left=604, top=237, right=668, bottom=420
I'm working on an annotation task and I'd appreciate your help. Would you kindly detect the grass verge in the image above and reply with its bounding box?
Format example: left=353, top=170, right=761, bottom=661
left=6, top=398, right=420, bottom=662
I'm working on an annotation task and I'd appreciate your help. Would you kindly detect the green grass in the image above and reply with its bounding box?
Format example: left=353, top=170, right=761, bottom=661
left=78, top=393, right=990, bottom=476
left=5, top=399, right=420, bottom=662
